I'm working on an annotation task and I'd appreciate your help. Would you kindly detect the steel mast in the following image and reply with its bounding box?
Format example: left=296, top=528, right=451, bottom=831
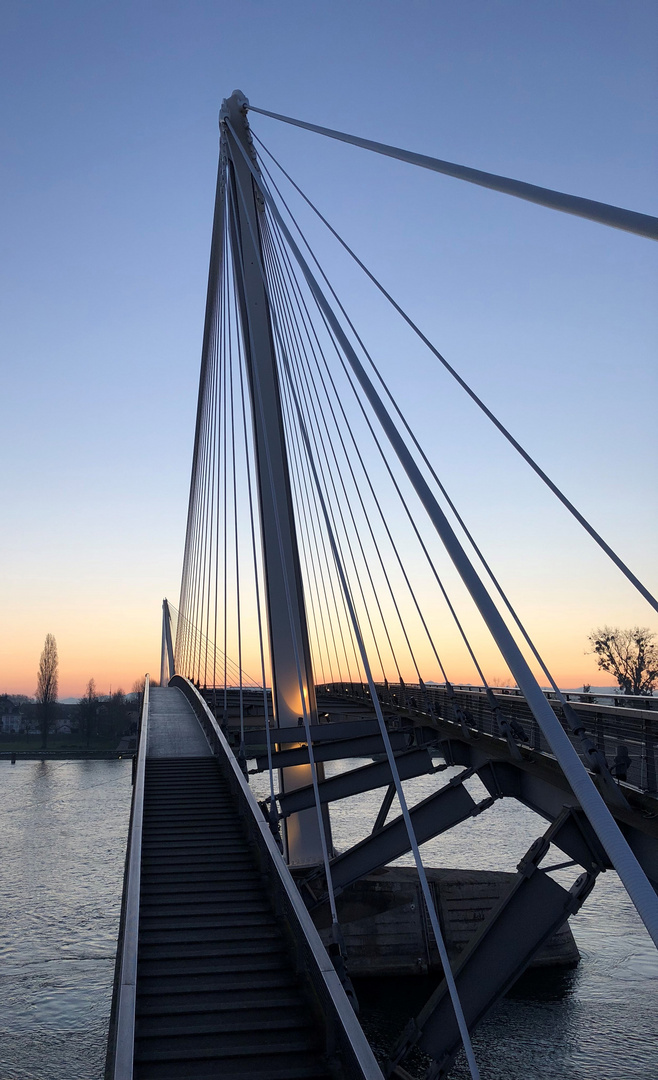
left=220, top=90, right=329, bottom=866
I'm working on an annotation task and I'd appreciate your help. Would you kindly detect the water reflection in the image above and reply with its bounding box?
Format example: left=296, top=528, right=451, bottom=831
left=0, top=760, right=132, bottom=1080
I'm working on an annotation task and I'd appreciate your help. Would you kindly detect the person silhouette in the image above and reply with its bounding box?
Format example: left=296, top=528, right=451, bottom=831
left=612, top=745, right=632, bottom=782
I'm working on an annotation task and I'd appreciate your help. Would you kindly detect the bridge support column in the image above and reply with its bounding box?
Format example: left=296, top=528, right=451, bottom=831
left=220, top=91, right=329, bottom=866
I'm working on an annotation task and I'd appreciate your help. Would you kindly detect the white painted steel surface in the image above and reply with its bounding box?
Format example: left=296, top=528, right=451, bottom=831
left=221, top=91, right=329, bottom=866
left=226, top=125, right=658, bottom=950
left=111, top=676, right=150, bottom=1080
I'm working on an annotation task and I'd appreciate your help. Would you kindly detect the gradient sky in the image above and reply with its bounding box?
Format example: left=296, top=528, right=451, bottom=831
left=1, top=1, right=656, bottom=698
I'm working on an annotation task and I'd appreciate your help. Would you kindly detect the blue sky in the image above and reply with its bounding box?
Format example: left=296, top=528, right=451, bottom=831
left=1, top=0, right=656, bottom=695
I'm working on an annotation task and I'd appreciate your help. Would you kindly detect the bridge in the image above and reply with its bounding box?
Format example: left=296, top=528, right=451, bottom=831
left=105, top=91, right=658, bottom=1080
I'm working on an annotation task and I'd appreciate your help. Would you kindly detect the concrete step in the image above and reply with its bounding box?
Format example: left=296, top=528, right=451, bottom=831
left=136, top=988, right=303, bottom=1015
left=131, top=753, right=337, bottom=1080
left=140, top=939, right=286, bottom=961
left=138, top=953, right=288, bottom=977
left=136, top=970, right=299, bottom=995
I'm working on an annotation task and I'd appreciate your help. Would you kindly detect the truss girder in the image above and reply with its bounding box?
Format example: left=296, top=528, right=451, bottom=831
left=254, top=730, right=411, bottom=771
left=308, top=771, right=493, bottom=901
left=388, top=811, right=599, bottom=1078
left=243, top=718, right=383, bottom=745
left=466, top=755, right=658, bottom=889
left=472, top=760, right=616, bottom=872
left=277, top=747, right=435, bottom=817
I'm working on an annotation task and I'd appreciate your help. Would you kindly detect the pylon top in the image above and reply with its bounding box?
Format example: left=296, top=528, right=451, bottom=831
left=219, top=89, right=249, bottom=128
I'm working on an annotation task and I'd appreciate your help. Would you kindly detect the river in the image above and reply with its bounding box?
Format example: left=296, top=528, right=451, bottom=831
left=1, top=758, right=656, bottom=1079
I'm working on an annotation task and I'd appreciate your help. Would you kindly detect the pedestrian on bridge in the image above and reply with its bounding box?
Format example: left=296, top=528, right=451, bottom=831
left=612, top=745, right=632, bottom=782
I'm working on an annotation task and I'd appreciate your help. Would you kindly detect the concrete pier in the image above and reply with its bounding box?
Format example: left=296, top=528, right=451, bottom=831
left=315, top=867, right=579, bottom=977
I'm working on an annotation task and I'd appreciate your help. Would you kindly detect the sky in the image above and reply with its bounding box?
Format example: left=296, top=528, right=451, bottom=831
left=0, top=0, right=656, bottom=698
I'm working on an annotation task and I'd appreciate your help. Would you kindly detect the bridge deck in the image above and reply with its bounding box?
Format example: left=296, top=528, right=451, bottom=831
left=147, top=687, right=211, bottom=758
left=130, top=688, right=340, bottom=1079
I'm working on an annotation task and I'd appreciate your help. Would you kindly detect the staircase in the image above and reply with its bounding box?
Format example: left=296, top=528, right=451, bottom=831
left=133, top=756, right=333, bottom=1079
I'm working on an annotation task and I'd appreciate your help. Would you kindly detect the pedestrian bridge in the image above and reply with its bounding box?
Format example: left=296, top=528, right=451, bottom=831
left=105, top=677, right=381, bottom=1080
left=108, top=90, right=657, bottom=1080
left=105, top=670, right=658, bottom=1079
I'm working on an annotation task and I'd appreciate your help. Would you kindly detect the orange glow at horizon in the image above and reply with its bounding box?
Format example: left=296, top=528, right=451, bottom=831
left=0, top=609, right=162, bottom=700
left=0, top=592, right=639, bottom=702
left=0, top=633, right=626, bottom=701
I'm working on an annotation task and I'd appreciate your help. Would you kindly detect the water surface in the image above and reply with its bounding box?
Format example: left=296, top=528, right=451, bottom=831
left=1, top=756, right=657, bottom=1079
left=0, top=760, right=132, bottom=1080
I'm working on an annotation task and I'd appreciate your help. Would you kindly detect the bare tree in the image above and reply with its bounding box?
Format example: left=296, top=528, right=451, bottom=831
left=78, top=678, right=98, bottom=750
left=489, top=674, right=515, bottom=688
left=588, top=626, right=658, bottom=696
left=35, top=633, right=58, bottom=748
left=131, top=677, right=158, bottom=694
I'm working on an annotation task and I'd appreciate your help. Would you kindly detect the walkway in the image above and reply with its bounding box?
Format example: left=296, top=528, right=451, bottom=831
left=128, top=686, right=362, bottom=1080
left=146, top=687, right=211, bottom=758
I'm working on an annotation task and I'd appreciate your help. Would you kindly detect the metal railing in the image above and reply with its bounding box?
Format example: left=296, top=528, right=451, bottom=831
left=171, top=674, right=383, bottom=1080
left=318, top=682, right=657, bottom=794
left=105, top=674, right=150, bottom=1080
left=441, top=683, right=658, bottom=711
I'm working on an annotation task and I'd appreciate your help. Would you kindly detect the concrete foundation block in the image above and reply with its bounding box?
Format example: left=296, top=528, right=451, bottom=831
left=315, top=866, right=579, bottom=977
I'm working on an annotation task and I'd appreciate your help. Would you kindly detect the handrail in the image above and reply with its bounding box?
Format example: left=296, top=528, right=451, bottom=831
left=171, top=675, right=383, bottom=1080
left=108, top=674, right=150, bottom=1080
left=319, top=681, right=658, bottom=712
left=321, top=681, right=657, bottom=794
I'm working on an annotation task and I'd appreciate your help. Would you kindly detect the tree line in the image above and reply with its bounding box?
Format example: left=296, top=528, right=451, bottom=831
left=3, top=628, right=654, bottom=752
left=1, top=635, right=146, bottom=749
